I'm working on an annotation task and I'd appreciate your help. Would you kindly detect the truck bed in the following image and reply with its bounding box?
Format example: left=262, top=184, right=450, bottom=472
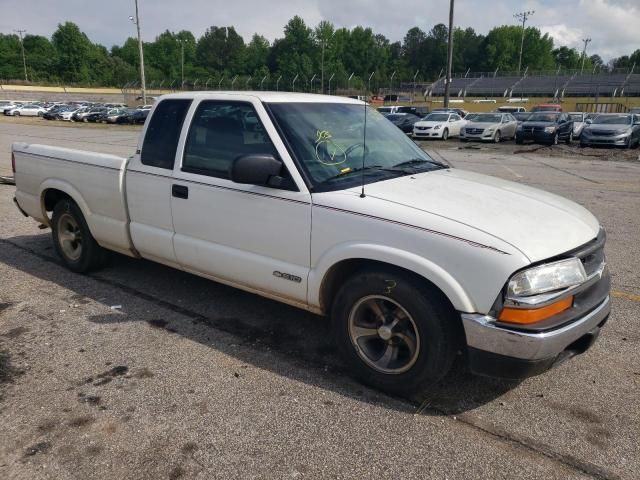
left=12, top=143, right=135, bottom=256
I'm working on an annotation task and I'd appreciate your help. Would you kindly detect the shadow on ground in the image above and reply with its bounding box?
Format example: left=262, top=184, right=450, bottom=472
left=0, top=233, right=520, bottom=414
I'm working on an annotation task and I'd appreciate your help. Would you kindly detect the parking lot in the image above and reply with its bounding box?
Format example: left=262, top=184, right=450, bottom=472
left=1, top=118, right=639, bottom=479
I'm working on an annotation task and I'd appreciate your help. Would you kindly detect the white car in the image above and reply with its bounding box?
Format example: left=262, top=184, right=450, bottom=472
left=12, top=92, right=610, bottom=395
left=460, top=113, right=518, bottom=143
left=377, top=106, right=406, bottom=115
left=412, top=112, right=466, bottom=140
left=568, top=112, right=587, bottom=138
left=60, top=108, right=81, bottom=121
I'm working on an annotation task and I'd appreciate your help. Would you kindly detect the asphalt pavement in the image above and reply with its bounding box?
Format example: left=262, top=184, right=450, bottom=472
left=0, top=119, right=639, bottom=479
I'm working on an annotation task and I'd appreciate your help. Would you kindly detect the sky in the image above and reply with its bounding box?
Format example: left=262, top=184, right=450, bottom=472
left=0, top=0, right=638, bottom=63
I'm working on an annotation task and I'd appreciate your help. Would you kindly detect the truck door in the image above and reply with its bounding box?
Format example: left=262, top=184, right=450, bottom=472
left=170, top=98, right=312, bottom=305
left=126, top=99, right=191, bottom=266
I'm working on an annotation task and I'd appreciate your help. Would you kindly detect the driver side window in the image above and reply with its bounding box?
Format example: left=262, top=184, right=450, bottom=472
left=182, top=100, right=279, bottom=180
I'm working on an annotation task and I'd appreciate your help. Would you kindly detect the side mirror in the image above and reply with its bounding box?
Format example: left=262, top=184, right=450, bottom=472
left=230, top=154, right=283, bottom=187
left=586, top=119, right=593, bottom=124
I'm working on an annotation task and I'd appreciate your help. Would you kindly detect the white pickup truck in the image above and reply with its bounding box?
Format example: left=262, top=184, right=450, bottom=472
left=12, top=92, right=610, bottom=395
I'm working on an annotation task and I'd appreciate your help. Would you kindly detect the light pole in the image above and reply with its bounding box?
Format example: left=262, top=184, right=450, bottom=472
left=443, top=0, right=455, bottom=108
left=580, top=38, right=592, bottom=74
left=129, top=0, right=146, bottom=104
left=13, top=29, right=28, bottom=81
left=514, top=10, right=535, bottom=75
left=177, top=39, right=185, bottom=88
left=328, top=73, right=335, bottom=95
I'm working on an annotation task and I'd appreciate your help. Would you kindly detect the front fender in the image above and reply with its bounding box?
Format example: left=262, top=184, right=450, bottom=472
left=308, top=242, right=476, bottom=313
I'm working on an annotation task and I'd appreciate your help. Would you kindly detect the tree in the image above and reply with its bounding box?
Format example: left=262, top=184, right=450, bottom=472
left=480, top=26, right=554, bottom=72
left=51, top=22, right=92, bottom=83
left=244, top=34, right=270, bottom=74
left=553, top=46, right=582, bottom=70
left=196, top=26, right=245, bottom=73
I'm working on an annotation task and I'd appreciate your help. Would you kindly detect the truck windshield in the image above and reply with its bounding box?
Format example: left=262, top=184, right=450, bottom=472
left=267, top=102, right=444, bottom=192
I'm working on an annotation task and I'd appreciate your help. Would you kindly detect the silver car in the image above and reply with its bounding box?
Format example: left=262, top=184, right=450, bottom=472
left=459, top=113, right=518, bottom=143
left=568, top=112, right=587, bottom=138
left=580, top=114, right=640, bottom=148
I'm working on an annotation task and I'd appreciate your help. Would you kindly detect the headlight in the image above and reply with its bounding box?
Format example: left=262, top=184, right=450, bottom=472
left=616, top=129, right=630, bottom=136
left=461, top=128, right=466, bottom=134
left=434, top=125, right=441, bottom=130
left=544, top=126, right=556, bottom=133
left=507, top=258, right=587, bottom=298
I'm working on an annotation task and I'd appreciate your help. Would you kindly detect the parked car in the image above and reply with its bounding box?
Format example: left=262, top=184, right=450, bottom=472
left=516, top=112, right=574, bottom=145
left=531, top=104, right=562, bottom=113
left=115, top=109, right=149, bottom=125
left=628, top=107, right=640, bottom=115
left=12, top=91, right=610, bottom=395
left=432, top=107, right=468, bottom=118
left=71, top=107, right=93, bottom=122
left=84, top=108, right=109, bottom=123
left=497, top=106, right=526, bottom=113
left=105, top=108, right=128, bottom=123
left=42, top=105, right=70, bottom=120
left=412, top=112, right=466, bottom=140
left=385, top=113, right=421, bottom=133
left=60, top=108, right=82, bottom=121
left=377, top=105, right=405, bottom=115
left=459, top=113, right=518, bottom=143
left=13, top=104, right=47, bottom=117
left=513, top=112, right=531, bottom=125
left=395, top=106, right=429, bottom=117
left=580, top=114, right=640, bottom=149
left=568, top=112, right=588, bottom=138
left=3, top=103, right=23, bottom=115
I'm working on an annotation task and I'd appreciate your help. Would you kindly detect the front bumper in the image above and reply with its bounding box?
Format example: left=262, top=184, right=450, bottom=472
left=516, top=130, right=555, bottom=143
left=581, top=132, right=631, bottom=146
left=413, top=128, right=443, bottom=138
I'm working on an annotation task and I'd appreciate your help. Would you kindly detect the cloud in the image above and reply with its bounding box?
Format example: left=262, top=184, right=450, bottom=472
left=0, top=0, right=636, bottom=61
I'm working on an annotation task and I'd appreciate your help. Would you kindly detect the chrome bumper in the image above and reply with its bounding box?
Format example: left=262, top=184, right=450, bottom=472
left=460, top=296, right=610, bottom=361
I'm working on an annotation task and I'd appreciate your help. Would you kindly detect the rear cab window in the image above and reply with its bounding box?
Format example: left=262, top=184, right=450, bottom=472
left=141, top=99, right=192, bottom=169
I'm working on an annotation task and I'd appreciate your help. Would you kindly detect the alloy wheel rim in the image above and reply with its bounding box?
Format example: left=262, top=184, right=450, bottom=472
left=348, top=295, right=421, bottom=374
left=57, top=213, right=83, bottom=261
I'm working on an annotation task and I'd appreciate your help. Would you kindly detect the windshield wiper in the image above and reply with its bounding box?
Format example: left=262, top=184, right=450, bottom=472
left=317, top=165, right=405, bottom=185
left=392, top=158, right=446, bottom=169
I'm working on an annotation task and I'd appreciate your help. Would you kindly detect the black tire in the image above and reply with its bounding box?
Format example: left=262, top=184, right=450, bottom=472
left=51, top=199, right=107, bottom=273
left=15, top=112, right=20, bottom=116
left=442, top=128, right=449, bottom=141
left=515, top=136, right=523, bottom=145
left=494, top=130, right=501, bottom=143
left=331, top=268, right=458, bottom=396
left=551, top=132, right=559, bottom=146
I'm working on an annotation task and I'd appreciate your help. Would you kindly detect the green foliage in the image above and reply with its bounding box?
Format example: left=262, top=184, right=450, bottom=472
left=0, top=18, right=637, bottom=89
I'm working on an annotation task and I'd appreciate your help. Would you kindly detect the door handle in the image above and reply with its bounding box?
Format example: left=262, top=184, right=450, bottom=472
left=172, top=184, right=189, bottom=199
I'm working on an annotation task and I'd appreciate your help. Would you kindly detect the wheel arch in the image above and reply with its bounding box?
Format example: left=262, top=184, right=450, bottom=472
left=310, top=244, right=476, bottom=315
left=40, top=180, right=91, bottom=227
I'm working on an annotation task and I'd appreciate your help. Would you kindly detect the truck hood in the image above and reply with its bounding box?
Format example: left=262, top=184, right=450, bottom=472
left=354, top=168, right=600, bottom=262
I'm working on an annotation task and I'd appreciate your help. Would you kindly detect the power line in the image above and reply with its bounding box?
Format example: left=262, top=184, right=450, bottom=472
left=13, top=29, right=28, bottom=81
left=443, top=0, right=455, bottom=108
left=129, top=0, right=146, bottom=104
left=514, top=10, right=535, bottom=75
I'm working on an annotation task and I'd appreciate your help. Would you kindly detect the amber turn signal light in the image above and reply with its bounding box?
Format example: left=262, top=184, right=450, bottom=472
left=498, top=296, right=573, bottom=325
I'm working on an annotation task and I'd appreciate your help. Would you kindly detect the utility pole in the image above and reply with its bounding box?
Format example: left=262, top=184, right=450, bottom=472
left=514, top=10, right=535, bottom=75
left=580, top=38, right=592, bottom=74
left=178, top=39, right=185, bottom=88
left=14, top=29, right=28, bottom=81
left=443, top=0, right=455, bottom=108
left=129, top=0, right=146, bottom=104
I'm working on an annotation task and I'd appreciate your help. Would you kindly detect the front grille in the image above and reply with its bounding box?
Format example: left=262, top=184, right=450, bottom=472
left=467, top=128, right=484, bottom=135
left=415, top=126, right=431, bottom=131
left=590, top=130, right=617, bottom=137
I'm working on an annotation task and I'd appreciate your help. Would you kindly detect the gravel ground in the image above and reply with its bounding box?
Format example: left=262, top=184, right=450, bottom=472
left=0, top=120, right=639, bottom=479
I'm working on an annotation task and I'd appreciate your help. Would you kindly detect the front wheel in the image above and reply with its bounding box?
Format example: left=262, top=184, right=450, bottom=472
left=494, top=130, right=501, bottom=143
left=566, top=131, right=573, bottom=145
left=551, top=132, right=559, bottom=146
left=442, top=128, right=449, bottom=141
left=331, top=269, right=458, bottom=396
left=51, top=199, right=107, bottom=273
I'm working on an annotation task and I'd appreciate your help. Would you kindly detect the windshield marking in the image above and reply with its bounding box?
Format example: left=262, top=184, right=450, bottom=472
left=315, top=130, right=347, bottom=166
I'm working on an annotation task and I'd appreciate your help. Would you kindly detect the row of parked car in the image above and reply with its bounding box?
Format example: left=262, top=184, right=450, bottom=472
left=380, top=105, right=640, bottom=149
left=0, top=100, right=152, bottom=125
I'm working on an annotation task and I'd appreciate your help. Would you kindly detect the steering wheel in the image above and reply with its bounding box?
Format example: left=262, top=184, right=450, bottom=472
left=344, top=142, right=370, bottom=160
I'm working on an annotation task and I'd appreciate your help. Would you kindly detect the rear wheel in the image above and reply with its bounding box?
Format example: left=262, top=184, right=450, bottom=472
left=566, top=131, right=573, bottom=144
left=51, top=199, right=107, bottom=273
left=442, top=128, right=449, bottom=141
left=331, top=269, right=458, bottom=396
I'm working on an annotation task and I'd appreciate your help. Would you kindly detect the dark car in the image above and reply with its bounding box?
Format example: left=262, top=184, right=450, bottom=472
left=513, top=112, right=531, bottom=125
left=42, top=105, right=70, bottom=120
left=580, top=114, right=640, bottom=149
left=396, top=106, right=430, bottom=117
left=516, top=112, right=574, bottom=145
left=531, top=104, right=562, bottom=113
left=385, top=113, right=421, bottom=133
left=84, top=108, right=109, bottom=123
left=115, top=109, right=149, bottom=125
